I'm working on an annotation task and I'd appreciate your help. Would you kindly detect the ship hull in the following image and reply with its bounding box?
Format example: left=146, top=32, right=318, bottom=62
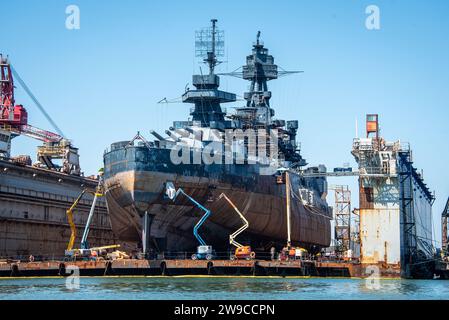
left=104, top=146, right=331, bottom=253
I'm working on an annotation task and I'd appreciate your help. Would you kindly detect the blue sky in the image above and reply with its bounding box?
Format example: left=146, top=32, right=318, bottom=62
left=3, top=0, right=449, bottom=245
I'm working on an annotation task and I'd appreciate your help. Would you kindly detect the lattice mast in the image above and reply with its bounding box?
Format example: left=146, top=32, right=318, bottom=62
left=182, top=19, right=235, bottom=127
left=0, top=55, right=15, bottom=121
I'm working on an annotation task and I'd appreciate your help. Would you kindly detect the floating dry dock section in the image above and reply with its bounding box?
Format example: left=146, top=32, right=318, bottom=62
left=3, top=259, right=449, bottom=278
left=0, top=259, right=402, bottom=278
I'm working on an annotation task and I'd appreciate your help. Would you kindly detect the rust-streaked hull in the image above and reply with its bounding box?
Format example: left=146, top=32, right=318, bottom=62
left=104, top=146, right=332, bottom=252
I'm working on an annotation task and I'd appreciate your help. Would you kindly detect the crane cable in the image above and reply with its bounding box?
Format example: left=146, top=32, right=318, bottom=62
left=10, top=65, right=66, bottom=138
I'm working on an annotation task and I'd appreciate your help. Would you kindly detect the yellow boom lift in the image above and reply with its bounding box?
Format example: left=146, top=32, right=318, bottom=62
left=65, top=170, right=121, bottom=260
left=66, top=190, right=87, bottom=252
left=218, top=193, right=256, bottom=260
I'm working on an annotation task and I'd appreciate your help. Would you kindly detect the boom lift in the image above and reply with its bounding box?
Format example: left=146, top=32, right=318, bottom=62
left=217, top=193, right=255, bottom=260
left=64, top=171, right=120, bottom=260
left=66, top=189, right=87, bottom=252
left=166, top=182, right=214, bottom=260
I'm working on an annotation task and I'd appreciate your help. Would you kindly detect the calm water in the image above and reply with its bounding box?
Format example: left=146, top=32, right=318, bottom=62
left=0, top=276, right=448, bottom=300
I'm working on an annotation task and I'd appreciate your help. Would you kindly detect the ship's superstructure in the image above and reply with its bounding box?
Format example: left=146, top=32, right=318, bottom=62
left=352, top=114, right=435, bottom=278
left=223, top=31, right=305, bottom=167
left=103, top=20, right=332, bottom=254
left=182, top=19, right=236, bottom=128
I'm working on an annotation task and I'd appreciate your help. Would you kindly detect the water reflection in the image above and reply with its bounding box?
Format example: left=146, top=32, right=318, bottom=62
left=0, top=277, right=448, bottom=300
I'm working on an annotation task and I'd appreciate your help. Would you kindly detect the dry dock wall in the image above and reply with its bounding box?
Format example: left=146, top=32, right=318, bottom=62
left=359, top=180, right=401, bottom=265
left=0, top=259, right=402, bottom=278
left=352, top=115, right=435, bottom=278
left=0, top=160, right=116, bottom=258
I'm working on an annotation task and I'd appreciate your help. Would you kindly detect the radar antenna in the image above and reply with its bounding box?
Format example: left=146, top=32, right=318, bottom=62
left=195, top=19, right=224, bottom=75
left=180, top=19, right=235, bottom=127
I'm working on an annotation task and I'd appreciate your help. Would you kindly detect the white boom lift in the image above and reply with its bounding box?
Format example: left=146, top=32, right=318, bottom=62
left=217, top=193, right=255, bottom=260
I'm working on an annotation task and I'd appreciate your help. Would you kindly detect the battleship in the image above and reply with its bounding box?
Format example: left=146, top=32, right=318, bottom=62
left=103, top=20, right=332, bottom=254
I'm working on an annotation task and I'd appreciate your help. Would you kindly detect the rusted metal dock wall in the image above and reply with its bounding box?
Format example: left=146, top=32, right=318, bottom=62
left=352, top=115, right=435, bottom=279
left=0, top=160, right=116, bottom=258
left=0, top=259, right=401, bottom=278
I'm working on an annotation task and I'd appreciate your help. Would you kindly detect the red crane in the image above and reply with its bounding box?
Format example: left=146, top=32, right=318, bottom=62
left=0, top=55, right=62, bottom=143
left=0, top=54, right=80, bottom=175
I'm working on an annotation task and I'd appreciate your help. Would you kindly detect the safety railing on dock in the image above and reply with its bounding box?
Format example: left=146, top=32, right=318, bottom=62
left=153, top=251, right=278, bottom=261
left=0, top=251, right=322, bottom=263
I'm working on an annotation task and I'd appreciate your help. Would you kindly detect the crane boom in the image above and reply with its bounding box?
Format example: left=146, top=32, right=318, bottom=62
left=80, top=190, right=102, bottom=249
left=66, top=190, right=87, bottom=251
left=8, top=124, right=62, bottom=142
left=218, top=193, right=249, bottom=249
left=177, top=189, right=210, bottom=246
left=80, top=176, right=104, bottom=249
left=167, top=185, right=211, bottom=246
left=10, top=65, right=65, bottom=138
left=0, top=55, right=81, bottom=174
left=65, top=173, right=105, bottom=257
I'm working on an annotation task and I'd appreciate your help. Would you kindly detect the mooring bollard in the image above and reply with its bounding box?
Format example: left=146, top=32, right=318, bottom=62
left=10, top=264, right=19, bottom=277
left=104, top=261, right=112, bottom=276
left=207, top=261, right=214, bottom=275
left=58, top=263, right=66, bottom=276
left=160, top=261, right=167, bottom=276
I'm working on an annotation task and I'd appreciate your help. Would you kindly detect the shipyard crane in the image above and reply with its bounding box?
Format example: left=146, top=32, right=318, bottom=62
left=217, top=193, right=256, bottom=260
left=0, top=54, right=80, bottom=175
left=166, top=182, right=214, bottom=260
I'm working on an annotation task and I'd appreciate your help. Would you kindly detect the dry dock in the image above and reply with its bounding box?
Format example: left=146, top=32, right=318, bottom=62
left=0, top=259, right=408, bottom=279
left=0, top=159, right=116, bottom=258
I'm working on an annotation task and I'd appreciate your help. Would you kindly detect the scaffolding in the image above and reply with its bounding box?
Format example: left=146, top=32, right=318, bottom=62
left=332, top=185, right=351, bottom=256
